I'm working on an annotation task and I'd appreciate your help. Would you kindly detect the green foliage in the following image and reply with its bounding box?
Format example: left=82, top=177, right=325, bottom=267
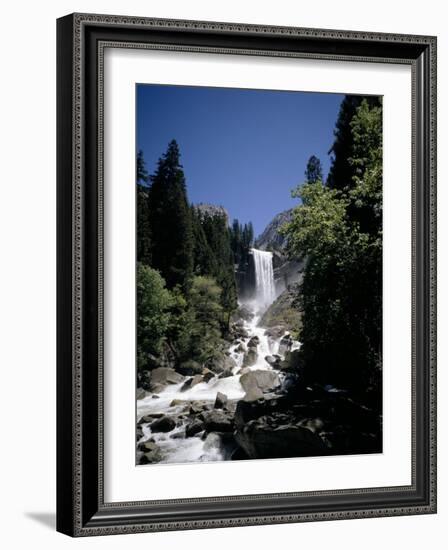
left=136, top=264, right=173, bottom=372
left=136, top=141, right=240, bottom=375
left=136, top=150, right=152, bottom=265
left=229, top=219, right=254, bottom=269
left=184, top=276, right=225, bottom=362
left=148, top=140, right=194, bottom=290
left=283, top=98, right=382, bottom=394
left=327, top=95, right=381, bottom=191
left=199, top=212, right=238, bottom=321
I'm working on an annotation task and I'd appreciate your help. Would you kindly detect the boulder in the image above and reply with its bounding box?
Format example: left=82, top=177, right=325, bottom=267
left=151, top=394, right=160, bottom=399
left=264, top=326, right=286, bottom=340
left=138, top=439, right=157, bottom=452
left=240, top=370, right=280, bottom=397
left=149, top=416, right=176, bottom=433
left=243, top=387, right=264, bottom=402
left=264, top=355, right=280, bottom=368
left=189, top=401, right=208, bottom=415
left=278, top=334, right=293, bottom=356
left=242, top=348, right=258, bottom=367
left=136, top=387, right=147, bottom=400
left=149, top=367, right=184, bottom=393
left=180, top=374, right=204, bottom=392
left=138, top=413, right=164, bottom=424
left=235, top=343, right=247, bottom=353
left=218, top=368, right=233, bottom=379
left=139, top=445, right=163, bottom=464
left=247, top=336, right=260, bottom=349
left=185, top=419, right=204, bottom=437
left=235, top=423, right=329, bottom=459
left=202, top=410, right=234, bottom=432
left=231, top=321, right=250, bottom=339
left=278, top=350, right=301, bottom=372
left=202, top=369, right=215, bottom=383
left=205, top=355, right=236, bottom=375
left=214, top=392, right=228, bottom=409
left=136, top=426, right=143, bottom=442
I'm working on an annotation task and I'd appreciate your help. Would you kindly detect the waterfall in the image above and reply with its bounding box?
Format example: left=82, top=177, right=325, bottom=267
left=251, top=248, right=276, bottom=310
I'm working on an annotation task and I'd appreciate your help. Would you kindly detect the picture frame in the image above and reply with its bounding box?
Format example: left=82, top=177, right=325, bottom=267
left=56, top=13, right=437, bottom=537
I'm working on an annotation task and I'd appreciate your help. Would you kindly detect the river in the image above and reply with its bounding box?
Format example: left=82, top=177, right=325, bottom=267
left=136, top=248, right=299, bottom=464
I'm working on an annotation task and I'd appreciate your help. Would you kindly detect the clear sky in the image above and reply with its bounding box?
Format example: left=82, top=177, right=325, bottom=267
left=137, top=84, right=344, bottom=237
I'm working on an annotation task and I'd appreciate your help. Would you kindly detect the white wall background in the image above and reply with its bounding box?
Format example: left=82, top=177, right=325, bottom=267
left=0, top=1, right=445, bottom=548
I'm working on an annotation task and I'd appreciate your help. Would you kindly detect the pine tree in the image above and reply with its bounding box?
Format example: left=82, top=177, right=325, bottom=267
left=327, top=95, right=381, bottom=191
left=199, top=212, right=238, bottom=323
left=136, top=150, right=151, bottom=265
left=148, top=140, right=193, bottom=290
left=305, top=155, right=323, bottom=184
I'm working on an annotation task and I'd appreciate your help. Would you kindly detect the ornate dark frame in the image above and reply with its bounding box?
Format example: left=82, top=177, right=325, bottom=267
left=56, top=13, right=437, bottom=537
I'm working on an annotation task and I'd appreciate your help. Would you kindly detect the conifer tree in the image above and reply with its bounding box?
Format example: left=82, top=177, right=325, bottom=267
left=148, top=140, right=193, bottom=290
left=327, top=95, right=381, bottom=191
left=304, top=155, right=323, bottom=184
left=136, top=150, right=151, bottom=265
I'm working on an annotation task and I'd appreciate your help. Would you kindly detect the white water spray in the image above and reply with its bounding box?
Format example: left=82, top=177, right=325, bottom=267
left=251, top=248, right=276, bottom=310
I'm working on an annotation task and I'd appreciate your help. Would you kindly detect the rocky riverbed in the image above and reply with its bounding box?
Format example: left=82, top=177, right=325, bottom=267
left=136, top=305, right=381, bottom=465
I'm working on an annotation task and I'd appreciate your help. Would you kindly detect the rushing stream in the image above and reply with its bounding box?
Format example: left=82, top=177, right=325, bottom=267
left=136, top=248, right=300, bottom=464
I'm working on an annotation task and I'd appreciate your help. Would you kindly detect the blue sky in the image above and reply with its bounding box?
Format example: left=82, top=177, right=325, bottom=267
left=137, top=84, right=344, bottom=237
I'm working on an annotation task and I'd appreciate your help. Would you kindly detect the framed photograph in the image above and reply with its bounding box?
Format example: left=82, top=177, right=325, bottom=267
left=57, top=13, right=437, bottom=536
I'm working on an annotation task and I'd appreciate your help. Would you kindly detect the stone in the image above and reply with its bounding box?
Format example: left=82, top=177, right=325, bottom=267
left=202, top=409, right=234, bottom=432
left=136, top=387, right=147, bottom=400
left=169, top=399, right=185, bottom=407
left=151, top=394, right=160, bottom=399
left=218, top=368, right=233, bottom=379
left=180, top=374, right=204, bottom=392
left=185, top=419, right=204, bottom=437
left=139, top=446, right=163, bottom=464
left=264, top=326, right=286, bottom=340
left=149, top=367, right=184, bottom=393
left=149, top=416, right=176, bottom=433
left=243, top=387, right=264, bottom=402
left=138, top=439, right=158, bottom=452
left=264, top=355, right=279, bottom=367
left=278, top=350, right=301, bottom=372
left=214, top=392, right=228, bottom=409
left=138, top=413, right=164, bottom=424
left=242, top=348, right=258, bottom=367
left=235, top=423, right=328, bottom=459
left=278, top=334, right=293, bottom=356
left=202, top=369, right=215, bottom=383
left=247, top=336, right=260, bottom=349
left=240, top=370, right=280, bottom=397
left=235, top=342, right=247, bottom=353
left=189, top=401, right=208, bottom=415
left=205, top=355, right=236, bottom=375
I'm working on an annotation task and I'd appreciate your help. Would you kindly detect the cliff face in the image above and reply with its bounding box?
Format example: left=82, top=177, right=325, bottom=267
left=195, top=203, right=229, bottom=223
left=255, top=209, right=294, bottom=252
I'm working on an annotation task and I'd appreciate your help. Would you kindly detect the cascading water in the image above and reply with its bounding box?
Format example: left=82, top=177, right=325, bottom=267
left=136, top=248, right=300, bottom=465
left=251, top=248, right=276, bottom=311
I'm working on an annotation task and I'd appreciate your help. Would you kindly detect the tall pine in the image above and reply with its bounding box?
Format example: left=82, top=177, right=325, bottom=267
left=136, top=150, right=151, bottom=265
left=148, top=140, right=193, bottom=290
left=327, top=95, right=381, bottom=191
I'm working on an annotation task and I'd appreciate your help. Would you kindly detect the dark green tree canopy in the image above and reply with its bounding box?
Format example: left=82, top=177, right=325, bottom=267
left=148, top=140, right=194, bottom=290
left=305, top=155, right=323, bottom=184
